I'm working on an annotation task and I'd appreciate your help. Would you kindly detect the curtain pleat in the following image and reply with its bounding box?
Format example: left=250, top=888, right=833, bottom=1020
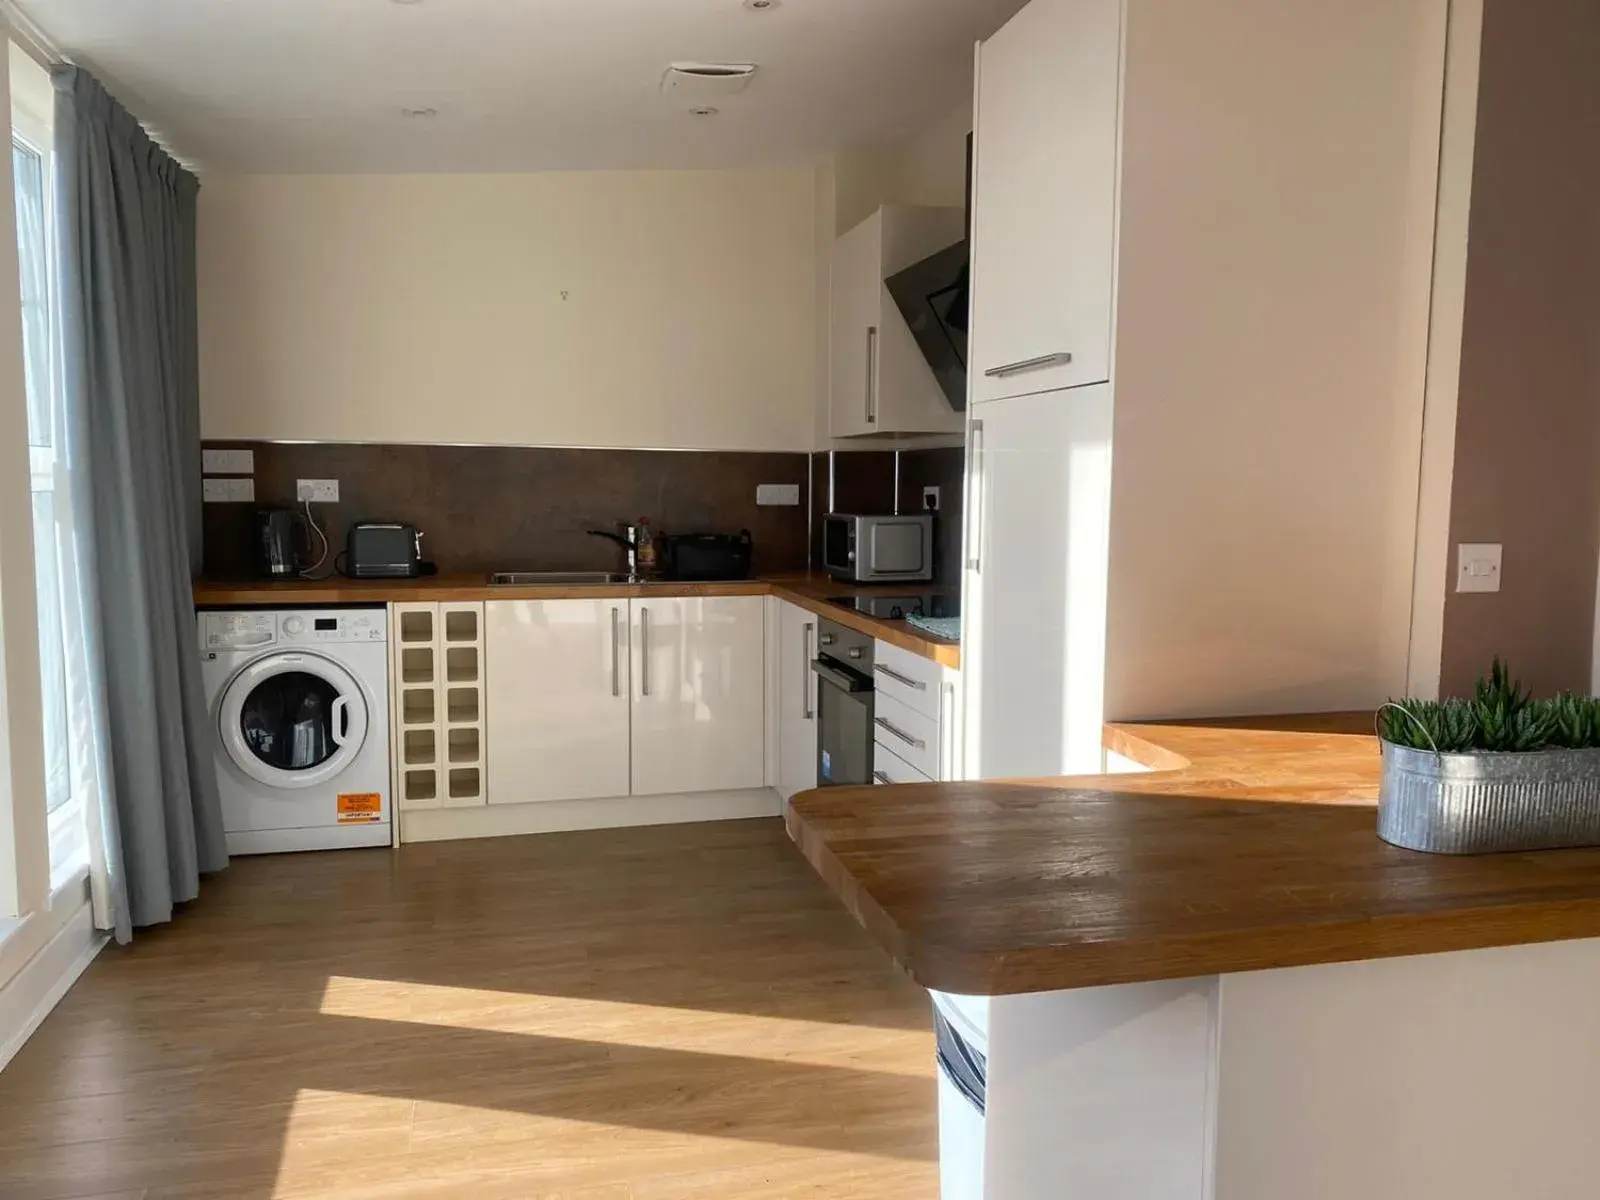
left=53, top=66, right=225, bottom=942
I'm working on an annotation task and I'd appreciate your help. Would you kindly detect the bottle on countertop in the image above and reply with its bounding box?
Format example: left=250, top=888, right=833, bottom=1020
left=634, top=517, right=658, bottom=574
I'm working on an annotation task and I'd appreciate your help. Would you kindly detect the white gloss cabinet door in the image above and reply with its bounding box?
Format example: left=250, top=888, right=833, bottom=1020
left=829, top=213, right=880, bottom=438
left=777, top=601, right=818, bottom=800
left=484, top=599, right=630, bottom=804
left=631, top=596, right=766, bottom=797
left=964, top=384, right=1114, bottom=780
left=969, top=0, right=1121, bottom=404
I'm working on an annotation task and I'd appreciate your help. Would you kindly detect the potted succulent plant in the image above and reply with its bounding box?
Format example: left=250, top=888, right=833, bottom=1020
left=1378, top=660, right=1600, bottom=853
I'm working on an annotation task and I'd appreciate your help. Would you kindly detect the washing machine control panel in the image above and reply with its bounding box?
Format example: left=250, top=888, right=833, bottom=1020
left=281, top=611, right=385, bottom=644
left=200, top=608, right=387, bottom=650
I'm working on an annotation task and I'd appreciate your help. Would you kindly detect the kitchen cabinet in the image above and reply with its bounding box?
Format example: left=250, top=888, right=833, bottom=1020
left=871, top=638, right=965, bottom=784
left=964, top=383, right=1113, bottom=780
left=484, top=599, right=630, bottom=804
left=776, top=601, right=819, bottom=801
left=830, top=205, right=967, bottom=438
left=968, top=0, right=1119, bottom=404
left=392, top=601, right=486, bottom=810
left=630, top=596, right=766, bottom=797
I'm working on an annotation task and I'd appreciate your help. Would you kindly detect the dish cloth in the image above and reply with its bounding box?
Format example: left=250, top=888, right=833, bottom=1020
left=905, top=614, right=961, bottom=642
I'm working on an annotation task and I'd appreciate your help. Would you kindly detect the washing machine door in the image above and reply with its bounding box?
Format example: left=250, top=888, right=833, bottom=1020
left=218, top=651, right=371, bottom=791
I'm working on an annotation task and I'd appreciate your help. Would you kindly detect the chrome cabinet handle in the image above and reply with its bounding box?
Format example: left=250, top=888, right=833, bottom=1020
left=865, top=326, right=879, bottom=425
left=639, top=607, right=650, bottom=697
left=802, top=621, right=815, bottom=720
left=873, top=663, right=927, bottom=691
left=874, top=716, right=926, bottom=751
left=872, top=770, right=892, bottom=785
left=611, top=606, right=621, bottom=697
left=983, top=351, right=1073, bottom=378
left=966, top=418, right=985, bottom=573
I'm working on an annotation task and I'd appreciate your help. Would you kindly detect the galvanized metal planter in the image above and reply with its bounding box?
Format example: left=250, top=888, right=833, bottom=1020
left=1379, top=741, right=1600, bottom=854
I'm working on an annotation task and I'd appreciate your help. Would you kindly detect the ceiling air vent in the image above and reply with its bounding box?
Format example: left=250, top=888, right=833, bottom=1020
left=660, top=63, right=759, bottom=106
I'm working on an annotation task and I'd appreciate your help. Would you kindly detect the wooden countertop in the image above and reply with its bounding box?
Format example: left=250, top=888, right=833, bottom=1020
left=192, top=573, right=961, bottom=668
left=786, top=712, right=1600, bottom=995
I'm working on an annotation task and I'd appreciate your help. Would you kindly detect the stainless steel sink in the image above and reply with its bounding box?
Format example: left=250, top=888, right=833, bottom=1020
left=490, top=571, right=634, bottom=586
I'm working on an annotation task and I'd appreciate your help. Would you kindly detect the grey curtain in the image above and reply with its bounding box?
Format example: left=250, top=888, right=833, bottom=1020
left=53, top=66, right=226, bottom=942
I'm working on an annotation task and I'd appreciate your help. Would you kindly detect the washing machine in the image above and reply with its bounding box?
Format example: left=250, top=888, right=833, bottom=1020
left=200, top=607, right=391, bottom=854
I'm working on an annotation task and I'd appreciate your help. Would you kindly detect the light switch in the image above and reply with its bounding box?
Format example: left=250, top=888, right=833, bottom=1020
left=756, top=483, right=800, bottom=506
left=203, top=477, right=255, bottom=503
left=1456, top=543, right=1503, bottom=593
left=202, top=448, right=254, bottom=474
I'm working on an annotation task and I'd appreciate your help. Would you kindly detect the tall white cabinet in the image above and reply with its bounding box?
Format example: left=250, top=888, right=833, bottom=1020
left=629, top=596, right=767, bottom=797
left=484, top=599, right=630, bottom=804
left=964, top=386, right=1113, bottom=778
left=968, top=0, right=1119, bottom=405
left=961, top=0, right=1444, bottom=780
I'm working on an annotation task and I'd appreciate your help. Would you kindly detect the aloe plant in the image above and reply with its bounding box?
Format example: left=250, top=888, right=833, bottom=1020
left=1380, top=660, right=1592, bottom=754
left=1380, top=698, right=1477, bottom=752
left=1550, top=692, right=1600, bottom=749
left=1473, top=657, right=1531, bottom=750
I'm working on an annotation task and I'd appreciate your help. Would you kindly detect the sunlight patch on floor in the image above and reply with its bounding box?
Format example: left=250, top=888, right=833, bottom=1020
left=317, top=975, right=931, bottom=1077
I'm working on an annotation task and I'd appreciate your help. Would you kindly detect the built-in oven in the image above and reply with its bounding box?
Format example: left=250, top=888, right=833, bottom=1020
left=811, top=617, right=874, bottom=787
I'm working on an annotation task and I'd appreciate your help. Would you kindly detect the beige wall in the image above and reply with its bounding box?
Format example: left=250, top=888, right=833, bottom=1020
left=1103, top=0, right=1449, bottom=720
left=198, top=169, right=819, bottom=452
left=832, top=101, right=971, bottom=235
left=1434, top=0, right=1600, bottom=697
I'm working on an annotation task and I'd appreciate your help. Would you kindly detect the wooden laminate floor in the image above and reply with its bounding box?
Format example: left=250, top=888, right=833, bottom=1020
left=0, top=820, right=936, bottom=1199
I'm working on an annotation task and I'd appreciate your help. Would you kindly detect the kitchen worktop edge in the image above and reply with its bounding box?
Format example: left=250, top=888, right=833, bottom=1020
left=192, top=573, right=961, bottom=667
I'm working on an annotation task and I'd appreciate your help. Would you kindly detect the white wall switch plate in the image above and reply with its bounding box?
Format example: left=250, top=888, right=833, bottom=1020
left=203, top=477, right=255, bottom=503
left=201, top=448, right=254, bottom=474
left=922, top=485, right=941, bottom=512
left=1456, top=542, right=1503, bottom=593
left=756, top=483, right=801, bottom=506
left=296, top=478, right=340, bottom=503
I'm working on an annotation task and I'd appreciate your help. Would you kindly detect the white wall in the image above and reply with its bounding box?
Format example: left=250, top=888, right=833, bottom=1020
left=197, top=169, right=820, bottom=452
left=1102, top=0, right=1449, bottom=720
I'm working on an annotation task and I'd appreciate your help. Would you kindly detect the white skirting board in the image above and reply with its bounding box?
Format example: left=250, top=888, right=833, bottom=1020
left=0, top=901, right=106, bottom=1073
left=398, top=788, right=783, bottom=843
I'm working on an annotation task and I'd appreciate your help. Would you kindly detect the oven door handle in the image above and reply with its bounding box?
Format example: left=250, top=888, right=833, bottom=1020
left=811, top=660, right=872, bottom=693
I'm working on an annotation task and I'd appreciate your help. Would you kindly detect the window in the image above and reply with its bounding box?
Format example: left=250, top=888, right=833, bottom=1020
left=13, top=109, right=86, bottom=886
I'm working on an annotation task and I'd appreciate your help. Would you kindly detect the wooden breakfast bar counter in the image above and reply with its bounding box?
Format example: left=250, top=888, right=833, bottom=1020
left=787, top=714, right=1600, bottom=1199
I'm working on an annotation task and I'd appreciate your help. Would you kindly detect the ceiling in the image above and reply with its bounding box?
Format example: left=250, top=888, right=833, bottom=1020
left=15, top=0, right=1025, bottom=174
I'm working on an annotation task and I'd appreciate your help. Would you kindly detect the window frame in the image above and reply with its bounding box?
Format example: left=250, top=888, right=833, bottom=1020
left=11, top=95, right=87, bottom=890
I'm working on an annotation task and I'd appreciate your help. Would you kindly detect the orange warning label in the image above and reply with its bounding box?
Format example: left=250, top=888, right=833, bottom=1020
left=337, top=793, right=383, bottom=823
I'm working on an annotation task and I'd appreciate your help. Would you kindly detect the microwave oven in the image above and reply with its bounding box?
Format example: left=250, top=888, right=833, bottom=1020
left=822, top=513, right=934, bottom=583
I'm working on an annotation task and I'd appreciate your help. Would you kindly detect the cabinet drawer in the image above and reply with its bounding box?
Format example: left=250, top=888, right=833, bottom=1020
left=873, top=691, right=939, bottom=779
left=873, top=640, right=942, bottom=720
left=873, top=744, right=931, bottom=786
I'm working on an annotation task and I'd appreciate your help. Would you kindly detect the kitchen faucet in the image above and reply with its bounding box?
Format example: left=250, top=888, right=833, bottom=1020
left=586, top=524, right=640, bottom=577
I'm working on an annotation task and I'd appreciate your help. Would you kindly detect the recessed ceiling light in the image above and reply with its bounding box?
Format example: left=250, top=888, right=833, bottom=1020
left=744, top=0, right=780, bottom=9
left=391, top=0, right=426, bottom=5
left=690, top=106, right=720, bottom=117
left=400, top=106, right=438, bottom=118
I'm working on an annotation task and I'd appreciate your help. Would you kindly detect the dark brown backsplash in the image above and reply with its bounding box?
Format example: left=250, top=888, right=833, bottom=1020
left=808, top=446, right=966, bottom=585
left=202, top=442, right=811, bottom=578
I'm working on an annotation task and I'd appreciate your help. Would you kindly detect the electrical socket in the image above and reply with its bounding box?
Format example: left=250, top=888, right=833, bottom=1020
left=922, top=486, right=941, bottom=512
left=296, top=479, right=339, bottom=503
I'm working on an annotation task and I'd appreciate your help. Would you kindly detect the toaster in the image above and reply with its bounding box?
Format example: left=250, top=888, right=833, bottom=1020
left=346, top=522, right=423, bottom=578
